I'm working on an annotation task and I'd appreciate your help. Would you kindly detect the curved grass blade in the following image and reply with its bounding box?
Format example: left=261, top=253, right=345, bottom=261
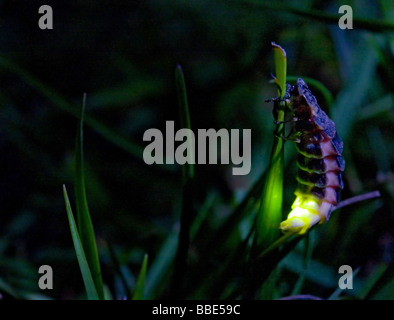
left=272, top=42, right=287, bottom=99
left=234, top=1, right=394, bottom=32
left=132, top=254, right=148, bottom=300
left=74, top=95, right=104, bottom=300
left=246, top=43, right=287, bottom=299
left=253, top=42, right=286, bottom=254
left=0, top=55, right=144, bottom=161
left=63, top=185, right=99, bottom=300
left=170, top=65, right=195, bottom=298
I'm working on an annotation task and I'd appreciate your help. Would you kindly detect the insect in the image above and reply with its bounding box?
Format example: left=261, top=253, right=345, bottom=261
left=278, top=78, right=345, bottom=235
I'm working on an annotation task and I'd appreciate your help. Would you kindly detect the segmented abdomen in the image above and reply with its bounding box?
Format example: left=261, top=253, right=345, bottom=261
left=292, top=78, right=345, bottom=221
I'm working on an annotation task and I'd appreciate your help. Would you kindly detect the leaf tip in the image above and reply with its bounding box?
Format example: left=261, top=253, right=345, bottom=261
left=271, top=41, right=287, bottom=59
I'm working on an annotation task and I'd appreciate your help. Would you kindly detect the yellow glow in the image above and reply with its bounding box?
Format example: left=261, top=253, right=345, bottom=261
left=280, top=196, right=322, bottom=235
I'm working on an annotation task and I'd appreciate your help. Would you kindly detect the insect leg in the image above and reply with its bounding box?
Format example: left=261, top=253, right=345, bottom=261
left=274, top=117, right=298, bottom=125
left=274, top=130, right=301, bottom=143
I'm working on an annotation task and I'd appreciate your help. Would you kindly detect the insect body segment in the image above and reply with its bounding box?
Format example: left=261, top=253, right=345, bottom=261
left=280, top=78, right=345, bottom=235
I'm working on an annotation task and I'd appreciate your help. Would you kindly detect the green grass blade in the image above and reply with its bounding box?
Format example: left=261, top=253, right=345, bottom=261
left=272, top=42, right=287, bottom=99
left=204, top=170, right=266, bottom=257
left=0, top=276, right=20, bottom=299
left=74, top=95, right=104, bottom=300
left=357, top=264, right=388, bottom=300
left=327, top=268, right=360, bottom=300
left=176, top=64, right=194, bottom=180
left=253, top=43, right=286, bottom=253
left=235, top=1, right=394, bottom=32
left=282, top=251, right=338, bottom=290
left=107, top=242, right=132, bottom=299
left=331, top=47, right=377, bottom=142
left=242, top=234, right=304, bottom=299
left=364, top=263, right=394, bottom=300
left=192, top=228, right=253, bottom=299
left=290, top=232, right=314, bottom=295
left=0, top=54, right=144, bottom=161
left=132, top=254, right=148, bottom=300
left=63, top=185, right=99, bottom=300
left=170, top=65, right=195, bottom=298
left=245, top=43, right=287, bottom=298
left=145, top=194, right=214, bottom=299
left=145, top=226, right=178, bottom=299
left=357, top=94, right=393, bottom=121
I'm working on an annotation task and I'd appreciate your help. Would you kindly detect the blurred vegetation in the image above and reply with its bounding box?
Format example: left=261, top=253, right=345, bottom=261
left=0, top=0, right=393, bottom=300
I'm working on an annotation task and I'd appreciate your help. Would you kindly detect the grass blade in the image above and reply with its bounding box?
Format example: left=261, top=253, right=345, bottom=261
left=364, top=263, right=394, bottom=300
left=170, top=65, right=196, bottom=298
left=132, top=254, right=148, bottom=300
left=176, top=65, right=194, bottom=180
left=63, top=185, right=99, bottom=300
left=331, top=46, right=377, bottom=141
left=290, top=232, right=314, bottom=295
left=146, top=194, right=214, bottom=299
left=253, top=43, right=286, bottom=253
left=0, top=276, right=20, bottom=299
left=272, top=42, right=287, bottom=99
left=242, top=234, right=304, bottom=299
left=245, top=43, right=287, bottom=299
left=234, top=1, right=394, bottom=32
left=356, top=264, right=388, bottom=300
left=107, top=242, right=132, bottom=300
left=327, top=267, right=360, bottom=300
left=203, top=170, right=266, bottom=259
left=74, top=95, right=104, bottom=299
left=145, top=227, right=178, bottom=299
left=0, top=54, right=144, bottom=161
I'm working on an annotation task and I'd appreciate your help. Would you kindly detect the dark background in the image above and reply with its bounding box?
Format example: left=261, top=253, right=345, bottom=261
left=0, top=0, right=393, bottom=299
